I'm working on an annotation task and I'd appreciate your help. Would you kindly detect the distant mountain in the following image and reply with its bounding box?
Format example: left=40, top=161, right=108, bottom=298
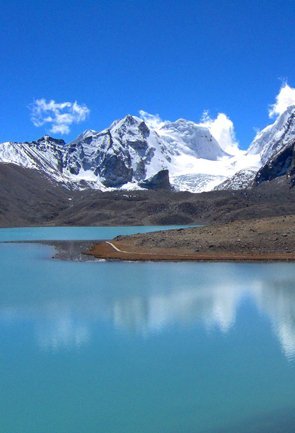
left=2, top=107, right=295, bottom=192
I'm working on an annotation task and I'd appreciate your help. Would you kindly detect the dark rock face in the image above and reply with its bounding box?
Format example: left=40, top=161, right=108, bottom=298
left=138, top=121, right=150, bottom=138
left=69, top=161, right=81, bottom=175
left=127, top=139, right=148, bottom=156
left=254, top=141, right=295, bottom=187
left=139, top=169, right=171, bottom=190
left=100, top=154, right=133, bottom=187
left=134, top=159, right=146, bottom=180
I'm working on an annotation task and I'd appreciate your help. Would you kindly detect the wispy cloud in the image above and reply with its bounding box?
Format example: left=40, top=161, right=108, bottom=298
left=139, top=110, right=165, bottom=129
left=269, top=82, right=295, bottom=118
left=30, top=99, right=90, bottom=135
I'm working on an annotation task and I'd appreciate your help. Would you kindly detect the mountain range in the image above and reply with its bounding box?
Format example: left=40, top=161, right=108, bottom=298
left=1, top=106, right=295, bottom=193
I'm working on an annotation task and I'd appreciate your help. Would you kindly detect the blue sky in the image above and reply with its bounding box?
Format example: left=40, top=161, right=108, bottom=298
left=1, top=0, right=295, bottom=148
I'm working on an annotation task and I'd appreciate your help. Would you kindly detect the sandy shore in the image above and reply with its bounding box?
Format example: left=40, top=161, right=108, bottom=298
left=87, top=215, right=295, bottom=262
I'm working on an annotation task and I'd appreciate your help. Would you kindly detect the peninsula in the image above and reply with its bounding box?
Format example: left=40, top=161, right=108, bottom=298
left=87, top=214, right=295, bottom=262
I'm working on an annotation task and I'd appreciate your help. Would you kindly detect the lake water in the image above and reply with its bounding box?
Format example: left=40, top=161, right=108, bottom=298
left=0, top=225, right=193, bottom=241
left=1, top=227, right=295, bottom=433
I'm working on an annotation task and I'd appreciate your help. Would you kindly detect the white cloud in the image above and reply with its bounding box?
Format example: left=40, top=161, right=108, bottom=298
left=139, top=110, right=164, bottom=130
left=198, top=111, right=240, bottom=155
left=30, top=98, right=90, bottom=135
left=269, top=83, right=295, bottom=118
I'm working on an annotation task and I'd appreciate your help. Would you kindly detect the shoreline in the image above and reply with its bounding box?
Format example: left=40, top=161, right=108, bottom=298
left=4, top=214, right=295, bottom=263
left=86, top=240, right=295, bottom=262
left=87, top=215, right=295, bottom=262
left=5, top=239, right=295, bottom=262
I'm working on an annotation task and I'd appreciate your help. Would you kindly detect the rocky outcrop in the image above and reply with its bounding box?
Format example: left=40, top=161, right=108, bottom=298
left=139, top=169, right=171, bottom=190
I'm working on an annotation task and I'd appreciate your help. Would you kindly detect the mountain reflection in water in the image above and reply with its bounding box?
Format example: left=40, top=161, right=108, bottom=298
left=0, top=245, right=294, bottom=360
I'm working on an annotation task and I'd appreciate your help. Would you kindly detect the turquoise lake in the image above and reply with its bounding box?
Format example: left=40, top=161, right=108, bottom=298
left=1, top=227, right=295, bottom=433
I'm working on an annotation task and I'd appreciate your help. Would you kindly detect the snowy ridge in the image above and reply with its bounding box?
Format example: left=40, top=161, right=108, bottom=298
left=1, top=107, right=295, bottom=192
left=248, top=105, right=295, bottom=164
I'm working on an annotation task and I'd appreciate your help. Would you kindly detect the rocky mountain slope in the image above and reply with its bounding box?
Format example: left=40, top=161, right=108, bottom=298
left=1, top=162, right=295, bottom=227
left=0, top=163, right=72, bottom=226
left=254, top=140, right=295, bottom=186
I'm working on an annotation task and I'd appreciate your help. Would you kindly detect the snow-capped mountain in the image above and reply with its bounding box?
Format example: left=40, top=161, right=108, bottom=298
left=248, top=105, right=295, bottom=164
left=0, top=115, right=238, bottom=192
left=0, top=136, right=64, bottom=171
left=215, top=105, right=295, bottom=190
left=1, top=106, right=295, bottom=192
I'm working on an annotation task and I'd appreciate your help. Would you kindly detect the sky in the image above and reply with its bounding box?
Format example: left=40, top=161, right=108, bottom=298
left=1, top=0, right=295, bottom=149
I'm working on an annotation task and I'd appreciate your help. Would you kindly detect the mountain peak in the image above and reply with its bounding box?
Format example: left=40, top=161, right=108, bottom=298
left=117, top=114, right=144, bottom=128
left=124, top=114, right=141, bottom=123
left=73, top=129, right=98, bottom=143
left=35, top=136, right=66, bottom=146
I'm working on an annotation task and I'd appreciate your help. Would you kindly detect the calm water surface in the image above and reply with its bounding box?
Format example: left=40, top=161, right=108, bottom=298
left=0, top=225, right=193, bottom=241
left=0, top=227, right=295, bottom=433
